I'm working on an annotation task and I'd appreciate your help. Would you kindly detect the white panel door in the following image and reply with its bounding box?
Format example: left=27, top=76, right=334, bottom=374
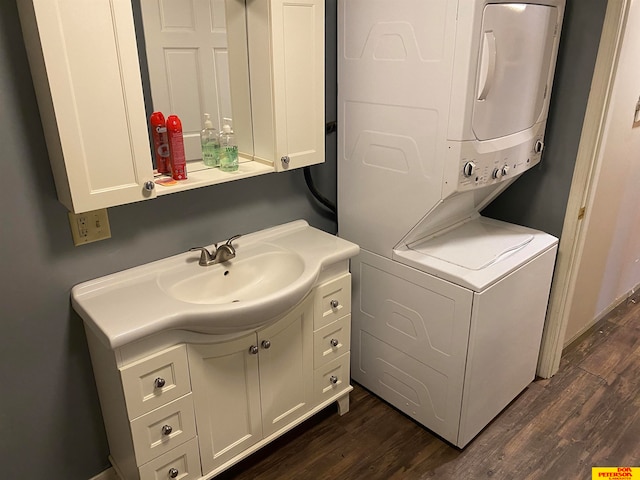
left=141, top=0, right=231, bottom=161
left=257, top=298, right=314, bottom=437
left=188, top=334, right=262, bottom=473
left=472, top=4, right=558, bottom=140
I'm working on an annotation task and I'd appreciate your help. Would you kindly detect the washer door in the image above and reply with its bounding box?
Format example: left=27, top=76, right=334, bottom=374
left=472, top=3, right=558, bottom=141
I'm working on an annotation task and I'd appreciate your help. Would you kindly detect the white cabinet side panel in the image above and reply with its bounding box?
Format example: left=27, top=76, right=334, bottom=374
left=337, top=0, right=457, bottom=255
left=458, top=246, right=557, bottom=446
left=350, top=250, right=473, bottom=444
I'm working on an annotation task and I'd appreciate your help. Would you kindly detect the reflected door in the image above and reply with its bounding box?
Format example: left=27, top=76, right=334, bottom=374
left=141, top=0, right=232, bottom=161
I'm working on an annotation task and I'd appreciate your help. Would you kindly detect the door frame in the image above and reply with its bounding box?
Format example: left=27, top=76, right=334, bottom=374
left=537, top=0, right=630, bottom=378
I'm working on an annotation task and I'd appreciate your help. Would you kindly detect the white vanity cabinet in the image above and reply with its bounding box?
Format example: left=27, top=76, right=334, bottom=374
left=189, top=295, right=314, bottom=473
left=17, top=0, right=325, bottom=213
left=84, top=272, right=352, bottom=480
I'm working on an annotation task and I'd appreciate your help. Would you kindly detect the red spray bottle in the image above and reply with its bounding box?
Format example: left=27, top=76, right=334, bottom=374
left=166, top=114, right=187, bottom=180
left=150, top=112, right=170, bottom=174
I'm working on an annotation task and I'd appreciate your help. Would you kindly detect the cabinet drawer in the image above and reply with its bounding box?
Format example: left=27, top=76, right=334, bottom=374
left=138, top=437, right=201, bottom=480
left=131, top=394, right=197, bottom=466
left=314, top=352, right=351, bottom=403
left=313, top=315, right=351, bottom=369
left=120, top=344, right=191, bottom=419
left=314, top=273, right=351, bottom=330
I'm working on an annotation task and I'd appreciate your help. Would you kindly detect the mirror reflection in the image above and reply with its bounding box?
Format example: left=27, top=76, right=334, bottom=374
left=133, top=0, right=253, bottom=174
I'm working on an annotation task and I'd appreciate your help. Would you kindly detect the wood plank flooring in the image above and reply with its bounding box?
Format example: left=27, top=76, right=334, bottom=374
left=215, top=292, right=640, bottom=480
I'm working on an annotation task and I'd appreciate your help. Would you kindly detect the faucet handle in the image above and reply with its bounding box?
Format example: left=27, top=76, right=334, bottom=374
left=189, top=247, right=214, bottom=266
left=225, top=234, right=242, bottom=246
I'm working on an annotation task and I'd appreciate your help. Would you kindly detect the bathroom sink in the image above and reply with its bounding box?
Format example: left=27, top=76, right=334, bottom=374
left=158, top=248, right=305, bottom=305
left=71, top=220, right=359, bottom=348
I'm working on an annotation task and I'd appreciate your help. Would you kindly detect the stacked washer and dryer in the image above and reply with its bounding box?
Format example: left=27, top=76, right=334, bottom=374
left=337, top=0, right=565, bottom=447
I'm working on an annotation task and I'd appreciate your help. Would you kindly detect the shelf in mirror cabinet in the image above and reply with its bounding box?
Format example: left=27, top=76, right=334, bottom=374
left=154, top=159, right=274, bottom=196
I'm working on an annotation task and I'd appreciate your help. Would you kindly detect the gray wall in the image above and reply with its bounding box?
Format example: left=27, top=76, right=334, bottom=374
left=0, top=0, right=601, bottom=478
left=483, top=0, right=608, bottom=237
left=0, top=1, right=336, bottom=478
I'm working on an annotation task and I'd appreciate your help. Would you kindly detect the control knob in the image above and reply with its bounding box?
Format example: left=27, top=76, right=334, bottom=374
left=501, top=165, right=510, bottom=177
left=492, top=168, right=503, bottom=180
left=462, top=161, right=477, bottom=178
left=534, top=139, right=544, bottom=154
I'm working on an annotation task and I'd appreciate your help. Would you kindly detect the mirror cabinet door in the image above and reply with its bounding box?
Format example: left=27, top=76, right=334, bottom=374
left=18, top=0, right=325, bottom=213
left=18, top=0, right=155, bottom=213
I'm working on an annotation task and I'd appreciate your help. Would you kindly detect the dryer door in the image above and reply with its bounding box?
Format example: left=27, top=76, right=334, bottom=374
left=472, top=4, right=558, bottom=141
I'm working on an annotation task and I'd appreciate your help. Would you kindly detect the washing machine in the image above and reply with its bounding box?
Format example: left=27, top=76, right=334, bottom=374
left=352, top=216, right=557, bottom=447
left=337, top=0, right=565, bottom=447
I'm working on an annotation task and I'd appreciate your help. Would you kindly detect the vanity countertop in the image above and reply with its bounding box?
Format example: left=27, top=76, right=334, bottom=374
left=72, top=220, right=359, bottom=349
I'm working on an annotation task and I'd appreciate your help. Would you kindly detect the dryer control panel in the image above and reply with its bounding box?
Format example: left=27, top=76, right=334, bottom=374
left=454, top=134, right=545, bottom=193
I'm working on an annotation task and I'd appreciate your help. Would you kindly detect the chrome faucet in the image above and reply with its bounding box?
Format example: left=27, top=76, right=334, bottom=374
left=190, top=234, right=241, bottom=266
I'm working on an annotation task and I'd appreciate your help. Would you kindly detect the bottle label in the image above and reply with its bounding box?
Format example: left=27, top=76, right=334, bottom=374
left=220, top=145, right=239, bottom=172
left=169, top=132, right=187, bottom=180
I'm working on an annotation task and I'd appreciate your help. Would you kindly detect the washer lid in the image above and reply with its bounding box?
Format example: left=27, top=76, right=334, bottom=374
left=408, top=219, right=533, bottom=270
left=394, top=217, right=558, bottom=291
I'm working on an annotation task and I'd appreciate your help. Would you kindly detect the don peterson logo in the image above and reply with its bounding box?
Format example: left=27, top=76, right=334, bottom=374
left=593, top=467, right=640, bottom=479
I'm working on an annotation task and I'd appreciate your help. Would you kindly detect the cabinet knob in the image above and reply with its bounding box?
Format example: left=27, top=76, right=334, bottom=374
left=330, top=299, right=339, bottom=309
left=330, top=338, right=339, bottom=347
left=154, top=377, right=166, bottom=389
left=144, top=180, right=155, bottom=191
left=162, top=425, right=173, bottom=436
left=281, top=155, right=290, bottom=167
left=249, top=345, right=259, bottom=355
left=168, top=467, right=179, bottom=478
left=329, top=375, right=339, bottom=385
left=261, top=340, right=271, bottom=349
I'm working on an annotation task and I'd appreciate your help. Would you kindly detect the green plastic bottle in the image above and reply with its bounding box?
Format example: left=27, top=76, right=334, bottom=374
left=200, top=113, right=219, bottom=167
left=219, top=118, right=238, bottom=172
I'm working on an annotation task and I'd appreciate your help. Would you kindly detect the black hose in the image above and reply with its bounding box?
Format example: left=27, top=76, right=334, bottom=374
left=303, top=166, right=336, bottom=215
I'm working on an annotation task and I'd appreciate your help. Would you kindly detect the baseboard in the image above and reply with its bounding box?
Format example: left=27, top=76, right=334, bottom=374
left=563, top=282, right=640, bottom=347
left=88, top=467, right=118, bottom=480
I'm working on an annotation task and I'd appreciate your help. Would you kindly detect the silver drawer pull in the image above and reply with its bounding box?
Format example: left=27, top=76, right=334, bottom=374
left=329, top=375, right=339, bottom=385
left=261, top=340, right=271, bottom=349
left=330, top=299, right=339, bottom=309
left=249, top=345, right=259, bottom=355
left=154, top=377, right=166, bottom=389
left=330, top=338, right=339, bottom=347
left=162, top=424, right=173, bottom=436
left=168, top=467, right=179, bottom=478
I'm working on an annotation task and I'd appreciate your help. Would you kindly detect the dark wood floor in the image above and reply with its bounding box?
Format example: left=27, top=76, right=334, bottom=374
left=216, top=292, right=640, bottom=480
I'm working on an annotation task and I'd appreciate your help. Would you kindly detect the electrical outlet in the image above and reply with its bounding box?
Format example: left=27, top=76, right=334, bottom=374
left=68, top=208, right=111, bottom=246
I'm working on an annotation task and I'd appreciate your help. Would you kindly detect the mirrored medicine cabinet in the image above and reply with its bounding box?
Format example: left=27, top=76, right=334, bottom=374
left=17, top=0, right=325, bottom=214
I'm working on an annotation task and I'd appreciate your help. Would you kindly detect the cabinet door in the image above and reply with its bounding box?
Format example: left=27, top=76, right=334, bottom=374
left=189, top=334, right=262, bottom=473
left=17, top=0, right=155, bottom=213
left=258, top=298, right=314, bottom=437
left=248, top=0, right=325, bottom=170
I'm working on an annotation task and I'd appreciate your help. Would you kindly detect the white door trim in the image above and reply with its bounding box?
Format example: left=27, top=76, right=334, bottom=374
left=537, top=0, right=630, bottom=378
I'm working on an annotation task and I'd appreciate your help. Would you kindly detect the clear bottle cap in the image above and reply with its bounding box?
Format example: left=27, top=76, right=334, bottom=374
left=222, top=117, right=233, bottom=133
left=203, top=113, right=214, bottom=129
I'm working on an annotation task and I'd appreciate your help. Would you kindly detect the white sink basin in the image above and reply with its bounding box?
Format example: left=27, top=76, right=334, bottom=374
left=72, top=220, right=359, bottom=348
left=158, top=247, right=305, bottom=305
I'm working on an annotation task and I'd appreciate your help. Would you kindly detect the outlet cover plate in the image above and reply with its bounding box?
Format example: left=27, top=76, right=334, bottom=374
left=68, top=209, right=112, bottom=246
